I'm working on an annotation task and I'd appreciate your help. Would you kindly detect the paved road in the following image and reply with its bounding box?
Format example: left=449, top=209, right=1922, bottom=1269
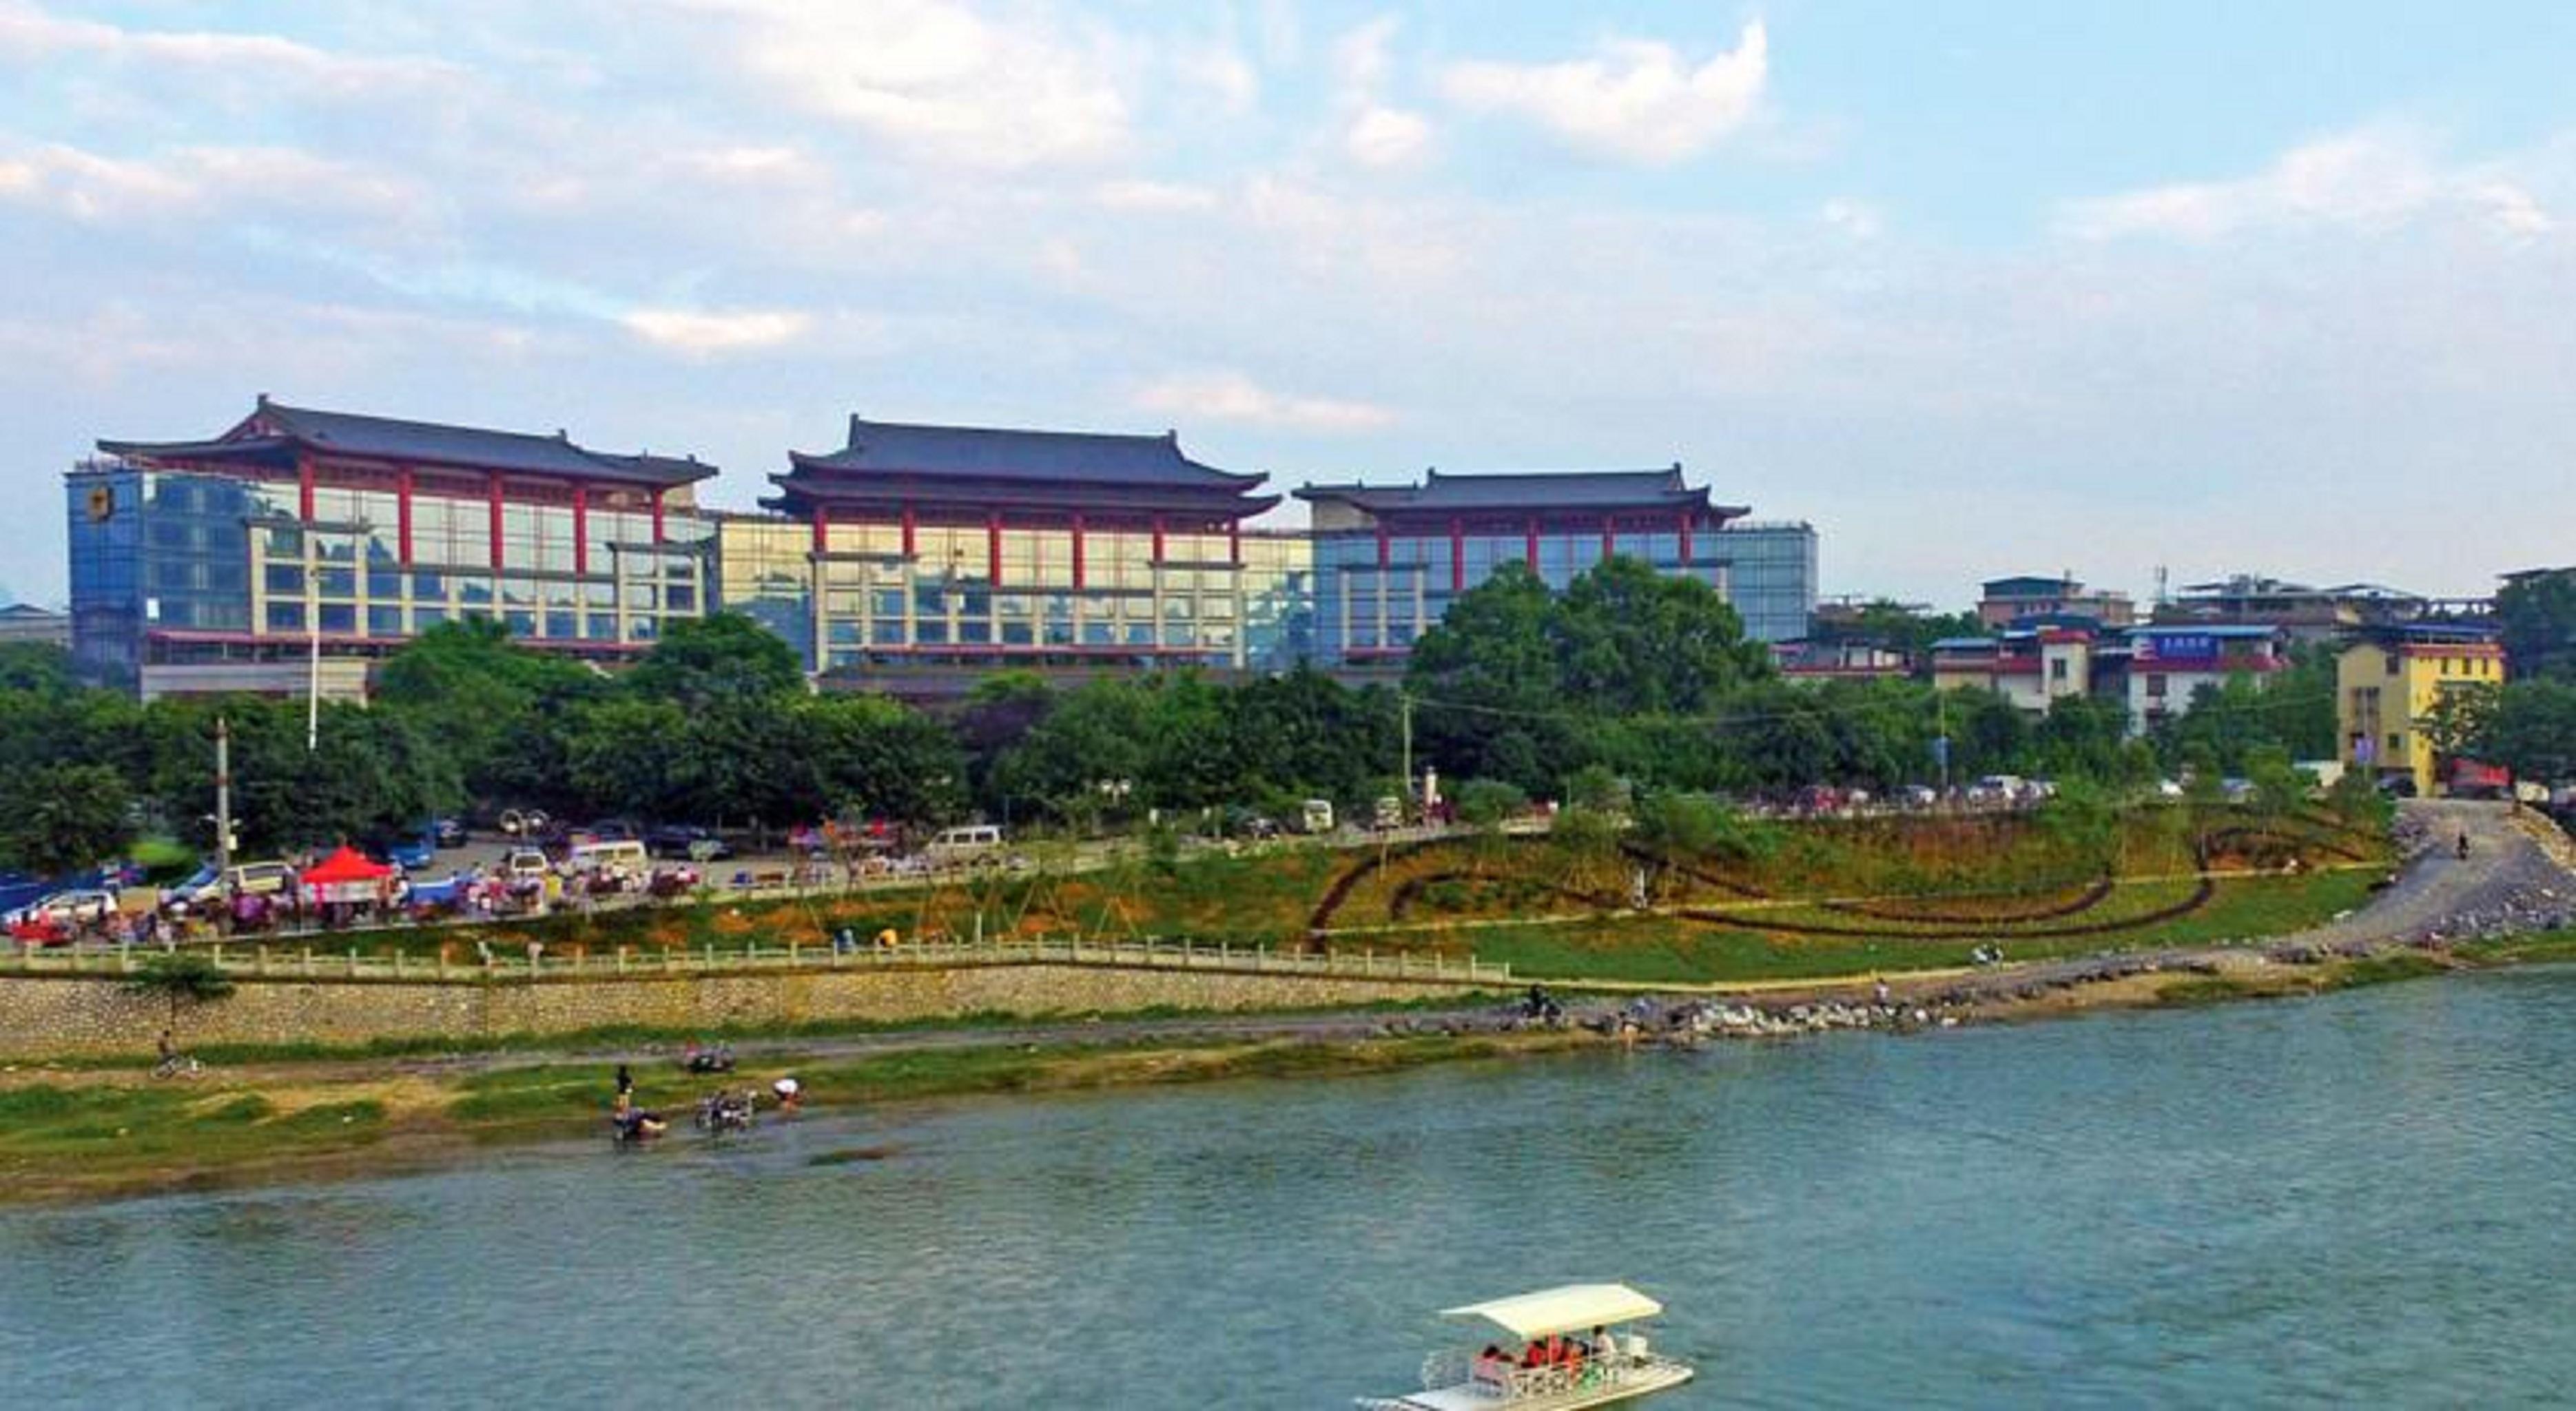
left=2276, top=799, right=2575, bottom=950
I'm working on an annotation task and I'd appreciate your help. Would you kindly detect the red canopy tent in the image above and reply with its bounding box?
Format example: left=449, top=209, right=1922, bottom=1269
left=301, top=845, right=395, bottom=905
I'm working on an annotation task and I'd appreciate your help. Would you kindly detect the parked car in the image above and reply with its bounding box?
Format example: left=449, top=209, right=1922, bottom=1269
left=168, top=864, right=223, bottom=908
left=5, top=889, right=118, bottom=929
left=647, top=825, right=733, bottom=861
left=503, top=849, right=552, bottom=881
left=431, top=817, right=468, bottom=848
left=236, top=861, right=298, bottom=896
left=386, top=832, right=437, bottom=871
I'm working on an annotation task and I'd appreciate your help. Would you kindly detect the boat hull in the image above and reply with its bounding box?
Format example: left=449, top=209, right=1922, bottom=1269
left=1360, top=1360, right=1693, bottom=1411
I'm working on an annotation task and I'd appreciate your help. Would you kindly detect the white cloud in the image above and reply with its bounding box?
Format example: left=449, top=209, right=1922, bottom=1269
left=682, top=0, right=1132, bottom=169
left=2059, top=127, right=2555, bottom=241
left=1820, top=198, right=1883, bottom=239
left=1328, top=15, right=1432, bottom=171
left=1346, top=105, right=1431, bottom=169
left=1173, top=42, right=1259, bottom=116
left=0, top=0, right=455, bottom=96
left=621, top=307, right=811, bottom=355
left=1092, top=178, right=1219, bottom=212
left=1439, top=22, right=1768, bottom=165
left=1335, top=14, right=1401, bottom=93
left=0, top=141, right=421, bottom=227
left=1133, top=370, right=1395, bottom=433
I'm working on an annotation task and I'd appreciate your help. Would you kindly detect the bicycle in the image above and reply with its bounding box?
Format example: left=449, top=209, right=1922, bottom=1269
left=152, top=1054, right=205, bottom=1080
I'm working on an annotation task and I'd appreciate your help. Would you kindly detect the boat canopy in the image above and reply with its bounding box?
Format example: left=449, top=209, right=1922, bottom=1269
left=1439, top=1284, right=1664, bottom=1341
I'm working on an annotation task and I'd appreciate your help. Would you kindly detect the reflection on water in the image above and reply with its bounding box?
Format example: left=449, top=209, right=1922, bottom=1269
left=6, top=969, right=2576, bottom=1408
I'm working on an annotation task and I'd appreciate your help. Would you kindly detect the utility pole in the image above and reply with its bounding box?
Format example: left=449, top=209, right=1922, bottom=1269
left=1399, top=690, right=1414, bottom=821
left=305, top=533, right=320, bottom=752
left=1935, top=688, right=1951, bottom=795
left=214, top=714, right=234, bottom=873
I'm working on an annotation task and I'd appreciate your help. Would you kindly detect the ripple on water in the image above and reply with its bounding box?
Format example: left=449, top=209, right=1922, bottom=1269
left=3, top=968, right=2576, bottom=1408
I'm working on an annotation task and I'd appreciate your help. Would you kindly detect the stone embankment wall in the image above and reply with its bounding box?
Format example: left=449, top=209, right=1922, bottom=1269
left=0, top=965, right=1480, bottom=1057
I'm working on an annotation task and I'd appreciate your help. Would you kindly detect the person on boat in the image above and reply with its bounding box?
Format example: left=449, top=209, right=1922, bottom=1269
left=1474, top=1346, right=1512, bottom=1386
left=1589, top=1325, right=1618, bottom=1366
left=1521, top=1341, right=1546, bottom=1368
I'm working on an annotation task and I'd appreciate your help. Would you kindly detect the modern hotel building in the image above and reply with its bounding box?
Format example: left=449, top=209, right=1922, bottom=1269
left=70, top=398, right=716, bottom=697
left=67, top=400, right=1813, bottom=697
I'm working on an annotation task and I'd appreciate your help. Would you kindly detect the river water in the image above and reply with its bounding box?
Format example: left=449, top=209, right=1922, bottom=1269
left=6, top=969, right=2575, bottom=1409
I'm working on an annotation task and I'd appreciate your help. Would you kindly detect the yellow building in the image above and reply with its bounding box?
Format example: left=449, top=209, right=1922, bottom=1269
left=2336, top=627, right=2506, bottom=796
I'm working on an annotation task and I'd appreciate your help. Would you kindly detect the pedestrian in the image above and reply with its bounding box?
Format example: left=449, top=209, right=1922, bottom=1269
left=615, top=1062, right=633, bottom=1098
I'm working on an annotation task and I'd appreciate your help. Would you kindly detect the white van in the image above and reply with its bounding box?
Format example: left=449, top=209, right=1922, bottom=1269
left=223, top=861, right=297, bottom=898
left=567, top=839, right=648, bottom=874
left=923, top=825, right=1002, bottom=862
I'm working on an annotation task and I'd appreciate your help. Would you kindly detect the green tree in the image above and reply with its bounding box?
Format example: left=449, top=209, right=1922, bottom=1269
left=1452, top=777, right=1528, bottom=878
left=0, top=642, right=76, bottom=694
left=373, top=619, right=601, bottom=807
left=2417, top=682, right=2502, bottom=765
left=125, top=951, right=234, bottom=1038
left=0, top=762, right=131, bottom=876
left=1406, top=562, right=1574, bottom=794
left=992, top=679, right=1153, bottom=830
left=2484, top=679, right=2576, bottom=783
left=795, top=693, right=968, bottom=825
left=624, top=612, right=805, bottom=707
left=2497, top=568, right=2576, bottom=681
left=2032, top=776, right=2121, bottom=880
left=1555, top=555, right=1772, bottom=714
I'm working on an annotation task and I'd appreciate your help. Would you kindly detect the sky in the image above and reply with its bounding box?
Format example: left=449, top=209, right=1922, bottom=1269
left=8, top=0, right=2576, bottom=611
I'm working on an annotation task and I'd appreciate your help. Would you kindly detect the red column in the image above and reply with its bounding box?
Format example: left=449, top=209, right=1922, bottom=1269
left=572, top=484, right=589, bottom=575
left=900, top=504, right=916, bottom=557
left=1525, top=517, right=1539, bottom=570
left=987, top=511, right=1002, bottom=584
left=1600, top=515, right=1616, bottom=561
left=1678, top=510, right=1694, bottom=565
left=1228, top=521, right=1242, bottom=566
left=1449, top=517, right=1465, bottom=592
left=396, top=468, right=415, bottom=566
left=1375, top=524, right=1390, bottom=568
left=650, top=488, right=666, bottom=545
left=1152, top=515, right=1167, bottom=562
left=811, top=507, right=829, bottom=555
left=1071, top=514, right=1086, bottom=590
left=488, top=473, right=506, bottom=570
left=297, top=455, right=316, bottom=522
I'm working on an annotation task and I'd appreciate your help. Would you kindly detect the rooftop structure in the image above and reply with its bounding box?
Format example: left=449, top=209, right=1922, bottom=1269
left=1975, top=573, right=2135, bottom=630
left=744, top=415, right=1295, bottom=685
left=72, top=396, right=719, bottom=693
left=1297, top=466, right=1802, bottom=665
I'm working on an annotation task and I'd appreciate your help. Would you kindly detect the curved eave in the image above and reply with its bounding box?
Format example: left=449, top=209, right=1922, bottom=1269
left=101, top=435, right=713, bottom=489
left=785, top=447, right=1262, bottom=492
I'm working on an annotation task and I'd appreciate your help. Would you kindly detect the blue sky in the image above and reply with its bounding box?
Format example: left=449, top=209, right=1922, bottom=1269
left=7, top=1, right=2575, bottom=609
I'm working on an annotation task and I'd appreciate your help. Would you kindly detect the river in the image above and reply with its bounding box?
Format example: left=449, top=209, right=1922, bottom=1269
left=6, top=968, right=2575, bottom=1408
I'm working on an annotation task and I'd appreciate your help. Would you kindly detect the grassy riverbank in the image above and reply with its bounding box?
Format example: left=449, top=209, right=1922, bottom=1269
left=0, top=1025, right=1587, bottom=1204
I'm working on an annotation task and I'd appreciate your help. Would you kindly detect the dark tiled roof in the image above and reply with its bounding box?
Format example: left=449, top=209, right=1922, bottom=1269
left=99, top=397, right=717, bottom=488
left=1296, top=467, right=1737, bottom=517
left=788, top=415, right=1261, bottom=490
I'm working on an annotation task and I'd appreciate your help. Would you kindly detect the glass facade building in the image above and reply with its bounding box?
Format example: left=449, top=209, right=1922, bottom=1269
left=71, top=398, right=714, bottom=690
left=747, top=416, right=1295, bottom=686
left=1298, top=467, right=1813, bottom=666
left=1709, top=520, right=1818, bottom=644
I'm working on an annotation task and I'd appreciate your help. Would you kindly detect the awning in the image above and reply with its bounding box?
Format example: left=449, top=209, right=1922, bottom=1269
left=1441, top=1284, right=1663, bottom=1341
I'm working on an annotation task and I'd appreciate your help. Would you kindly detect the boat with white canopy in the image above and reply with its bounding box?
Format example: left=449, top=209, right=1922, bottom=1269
left=1356, top=1282, right=1694, bottom=1410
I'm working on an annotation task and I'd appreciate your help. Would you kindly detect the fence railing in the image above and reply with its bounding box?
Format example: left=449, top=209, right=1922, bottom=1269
left=0, top=936, right=1510, bottom=986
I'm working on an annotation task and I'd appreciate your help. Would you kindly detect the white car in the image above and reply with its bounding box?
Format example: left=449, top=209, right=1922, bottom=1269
left=6, top=889, right=118, bottom=928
